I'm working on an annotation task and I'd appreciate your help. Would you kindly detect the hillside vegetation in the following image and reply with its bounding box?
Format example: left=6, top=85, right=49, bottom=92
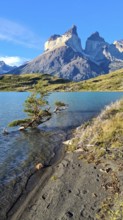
left=66, top=99, right=123, bottom=219
left=70, top=68, right=123, bottom=91
left=68, top=99, right=123, bottom=159
left=0, top=74, right=70, bottom=91
left=0, top=68, right=123, bottom=92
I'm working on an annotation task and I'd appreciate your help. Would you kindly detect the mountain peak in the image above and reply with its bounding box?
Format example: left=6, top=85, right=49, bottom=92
left=0, top=61, right=5, bottom=66
left=85, top=32, right=108, bottom=63
left=88, top=32, right=105, bottom=42
left=44, top=25, right=83, bottom=54
left=0, top=60, right=16, bottom=74
left=65, top=25, right=77, bottom=35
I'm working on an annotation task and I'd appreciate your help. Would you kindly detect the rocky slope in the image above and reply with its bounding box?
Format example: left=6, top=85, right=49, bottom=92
left=10, top=46, right=102, bottom=81
left=0, top=61, right=16, bottom=74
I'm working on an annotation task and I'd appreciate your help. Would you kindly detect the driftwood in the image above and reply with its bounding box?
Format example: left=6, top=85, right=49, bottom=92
left=53, top=106, right=68, bottom=113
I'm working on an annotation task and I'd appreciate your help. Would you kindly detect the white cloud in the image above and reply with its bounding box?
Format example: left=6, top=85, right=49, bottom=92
left=0, top=56, right=30, bottom=66
left=0, top=18, right=43, bottom=49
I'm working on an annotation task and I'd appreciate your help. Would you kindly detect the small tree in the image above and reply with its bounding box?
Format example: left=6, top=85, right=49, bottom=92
left=54, top=101, right=68, bottom=113
left=8, top=90, right=67, bottom=130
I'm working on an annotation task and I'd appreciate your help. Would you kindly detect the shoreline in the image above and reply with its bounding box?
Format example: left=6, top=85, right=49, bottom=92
left=0, top=128, right=70, bottom=220
left=7, top=129, right=72, bottom=220
left=10, top=143, right=114, bottom=220
left=7, top=99, right=123, bottom=220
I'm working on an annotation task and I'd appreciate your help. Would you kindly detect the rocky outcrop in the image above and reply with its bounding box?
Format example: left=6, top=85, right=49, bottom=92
left=0, top=61, right=16, bottom=74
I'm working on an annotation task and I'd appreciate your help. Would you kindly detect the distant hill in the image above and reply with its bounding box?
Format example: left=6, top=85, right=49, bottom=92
left=66, top=68, right=123, bottom=91
left=0, top=74, right=70, bottom=91
left=0, top=61, right=16, bottom=74
left=0, top=69, right=123, bottom=92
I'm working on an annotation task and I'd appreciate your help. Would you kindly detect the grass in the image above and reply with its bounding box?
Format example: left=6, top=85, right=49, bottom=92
left=0, top=73, right=42, bottom=91
left=0, top=68, right=123, bottom=92
left=96, top=194, right=123, bottom=220
left=68, top=99, right=123, bottom=161
left=0, top=73, right=70, bottom=92
left=67, top=138, right=79, bottom=152
left=64, top=68, right=123, bottom=91
left=56, top=68, right=123, bottom=91
left=66, top=99, right=123, bottom=219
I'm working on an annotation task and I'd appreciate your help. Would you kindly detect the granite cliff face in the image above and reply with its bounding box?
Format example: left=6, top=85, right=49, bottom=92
left=0, top=61, right=16, bottom=74
left=8, top=26, right=123, bottom=81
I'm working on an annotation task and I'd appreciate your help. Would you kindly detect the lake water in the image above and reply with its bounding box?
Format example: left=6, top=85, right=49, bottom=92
left=0, top=91, right=123, bottom=187
left=0, top=91, right=123, bottom=216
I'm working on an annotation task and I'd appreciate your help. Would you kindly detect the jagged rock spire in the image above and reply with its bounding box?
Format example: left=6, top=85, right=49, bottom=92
left=65, top=25, right=77, bottom=35
left=85, top=31, right=107, bottom=58
left=87, top=32, right=105, bottom=42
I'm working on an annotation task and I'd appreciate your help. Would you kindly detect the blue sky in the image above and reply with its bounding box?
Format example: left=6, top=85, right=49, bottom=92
left=0, top=0, right=123, bottom=66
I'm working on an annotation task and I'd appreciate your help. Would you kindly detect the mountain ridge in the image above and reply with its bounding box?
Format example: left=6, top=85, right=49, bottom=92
left=8, top=25, right=123, bottom=81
